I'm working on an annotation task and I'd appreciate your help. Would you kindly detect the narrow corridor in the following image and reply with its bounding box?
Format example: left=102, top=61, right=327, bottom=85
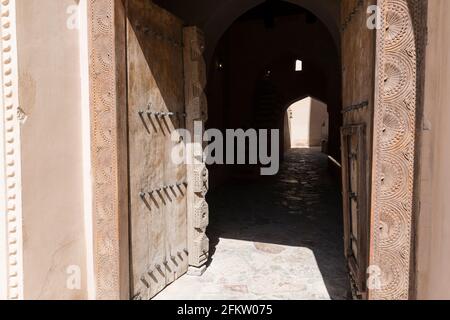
left=155, top=148, right=351, bottom=300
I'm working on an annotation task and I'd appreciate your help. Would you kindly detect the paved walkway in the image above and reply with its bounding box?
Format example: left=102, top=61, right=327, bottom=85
left=155, top=148, right=351, bottom=300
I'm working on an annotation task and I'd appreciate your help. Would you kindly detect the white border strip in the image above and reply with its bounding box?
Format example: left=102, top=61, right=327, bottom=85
left=0, top=0, right=23, bottom=300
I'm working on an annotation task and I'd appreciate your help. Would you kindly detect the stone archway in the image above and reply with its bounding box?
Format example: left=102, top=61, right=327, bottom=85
left=85, top=0, right=426, bottom=300
left=154, top=0, right=341, bottom=67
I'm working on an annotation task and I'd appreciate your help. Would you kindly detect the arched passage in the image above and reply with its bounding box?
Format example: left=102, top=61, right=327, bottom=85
left=154, top=0, right=350, bottom=300
left=78, top=0, right=427, bottom=301
left=283, top=97, right=329, bottom=152
left=205, top=1, right=342, bottom=186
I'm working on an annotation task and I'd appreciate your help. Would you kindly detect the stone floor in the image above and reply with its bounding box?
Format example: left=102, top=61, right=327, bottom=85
left=155, top=148, right=351, bottom=300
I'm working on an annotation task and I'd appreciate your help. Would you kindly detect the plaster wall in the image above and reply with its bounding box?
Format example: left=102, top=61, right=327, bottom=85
left=16, top=0, right=88, bottom=299
left=416, top=0, right=450, bottom=300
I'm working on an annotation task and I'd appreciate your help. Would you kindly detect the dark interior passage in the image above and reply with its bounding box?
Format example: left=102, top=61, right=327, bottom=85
left=204, top=0, right=342, bottom=188
left=151, top=0, right=349, bottom=300
left=156, top=148, right=351, bottom=300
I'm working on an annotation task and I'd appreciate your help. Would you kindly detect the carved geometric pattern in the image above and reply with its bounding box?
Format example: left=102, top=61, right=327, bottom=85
left=88, top=0, right=121, bottom=299
left=193, top=164, right=209, bottom=197
left=370, top=0, right=426, bottom=300
left=184, top=27, right=209, bottom=269
left=0, top=0, right=23, bottom=300
left=192, top=233, right=209, bottom=266
left=193, top=198, right=209, bottom=230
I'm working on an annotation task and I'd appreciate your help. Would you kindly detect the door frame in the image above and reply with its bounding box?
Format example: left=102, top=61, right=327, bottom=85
left=86, top=0, right=427, bottom=300
left=87, top=0, right=129, bottom=300
left=368, top=0, right=426, bottom=300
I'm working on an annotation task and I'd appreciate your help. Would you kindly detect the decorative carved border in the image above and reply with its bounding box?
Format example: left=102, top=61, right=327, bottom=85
left=0, top=0, right=23, bottom=300
left=370, top=0, right=426, bottom=300
left=88, top=0, right=125, bottom=300
left=184, top=27, right=210, bottom=273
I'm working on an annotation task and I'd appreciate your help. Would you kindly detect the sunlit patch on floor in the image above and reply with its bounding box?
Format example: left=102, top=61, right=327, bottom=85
left=154, top=149, right=351, bottom=300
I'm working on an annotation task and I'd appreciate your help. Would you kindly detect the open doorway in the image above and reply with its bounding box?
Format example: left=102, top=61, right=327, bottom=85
left=153, top=0, right=350, bottom=300
left=83, top=0, right=424, bottom=301
left=284, top=97, right=329, bottom=152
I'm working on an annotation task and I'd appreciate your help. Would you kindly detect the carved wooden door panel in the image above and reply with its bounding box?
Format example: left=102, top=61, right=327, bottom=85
left=127, top=0, right=188, bottom=300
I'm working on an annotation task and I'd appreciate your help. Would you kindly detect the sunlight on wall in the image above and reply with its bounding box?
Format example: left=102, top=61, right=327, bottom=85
left=295, top=59, right=303, bottom=71
left=285, top=97, right=328, bottom=149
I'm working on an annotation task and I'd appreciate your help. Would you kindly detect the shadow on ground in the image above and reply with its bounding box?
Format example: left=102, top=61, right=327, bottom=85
left=155, top=148, right=351, bottom=300
left=206, top=149, right=351, bottom=300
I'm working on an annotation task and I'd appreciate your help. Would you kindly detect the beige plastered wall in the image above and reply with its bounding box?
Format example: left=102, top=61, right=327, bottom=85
left=15, top=0, right=90, bottom=299
left=285, top=97, right=328, bottom=148
left=416, top=0, right=450, bottom=300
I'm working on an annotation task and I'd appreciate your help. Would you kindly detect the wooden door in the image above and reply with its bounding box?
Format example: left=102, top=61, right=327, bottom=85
left=340, top=0, right=376, bottom=299
left=127, top=0, right=188, bottom=300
